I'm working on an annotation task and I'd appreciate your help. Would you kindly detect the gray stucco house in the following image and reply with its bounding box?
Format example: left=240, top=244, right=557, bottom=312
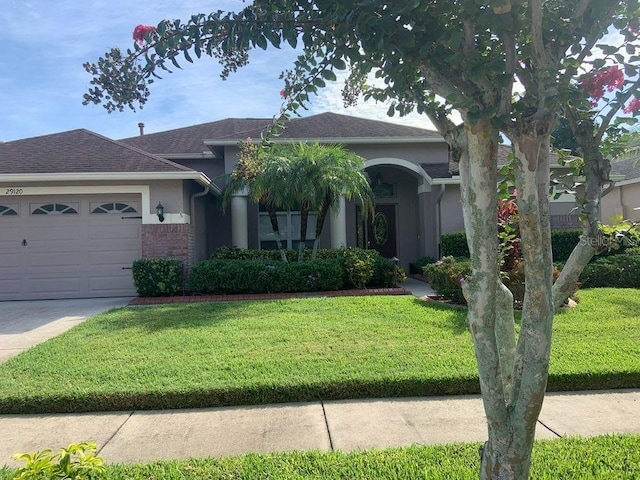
left=0, top=112, right=582, bottom=301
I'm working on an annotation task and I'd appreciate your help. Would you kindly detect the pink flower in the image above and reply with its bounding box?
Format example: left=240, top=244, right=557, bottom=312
left=279, top=88, right=287, bottom=99
left=581, top=66, right=624, bottom=102
left=133, top=24, right=157, bottom=45
left=246, top=137, right=252, bottom=142
left=624, top=97, right=640, bottom=114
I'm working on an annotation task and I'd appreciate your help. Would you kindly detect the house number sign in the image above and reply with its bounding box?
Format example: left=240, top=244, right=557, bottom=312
left=3, top=188, right=25, bottom=195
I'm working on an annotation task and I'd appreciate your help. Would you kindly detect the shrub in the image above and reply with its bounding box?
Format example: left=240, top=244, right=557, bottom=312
left=579, top=254, right=640, bottom=288
left=12, top=442, right=105, bottom=480
left=502, top=260, right=562, bottom=306
left=342, top=248, right=375, bottom=289
left=440, top=232, right=470, bottom=258
left=441, top=229, right=598, bottom=263
left=409, top=256, right=437, bottom=275
left=189, top=258, right=344, bottom=294
left=422, top=256, right=471, bottom=305
left=550, top=230, right=582, bottom=262
left=132, top=258, right=183, bottom=297
left=371, top=256, right=407, bottom=287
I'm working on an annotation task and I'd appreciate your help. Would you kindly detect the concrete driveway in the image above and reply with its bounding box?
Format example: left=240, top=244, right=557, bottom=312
left=0, top=297, right=132, bottom=363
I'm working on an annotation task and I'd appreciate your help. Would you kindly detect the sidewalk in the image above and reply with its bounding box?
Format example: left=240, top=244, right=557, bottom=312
left=1, top=389, right=638, bottom=466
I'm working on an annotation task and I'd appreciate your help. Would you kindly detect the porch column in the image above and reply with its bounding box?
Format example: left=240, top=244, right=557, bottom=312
left=331, top=195, right=347, bottom=248
left=231, top=192, right=249, bottom=249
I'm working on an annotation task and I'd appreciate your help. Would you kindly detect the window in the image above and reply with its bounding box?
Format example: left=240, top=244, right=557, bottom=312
left=31, top=203, right=78, bottom=215
left=258, top=205, right=317, bottom=250
left=91, top=202, right=138, bottom=214
left=0, top=205, right=18, bottom=216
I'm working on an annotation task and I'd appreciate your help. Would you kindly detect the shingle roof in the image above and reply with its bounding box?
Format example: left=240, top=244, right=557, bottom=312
left=421, top=163, right=455, bottom=179
left=121, top=112, right=441, bottom=155
left=0, top=129, right=194, bottom=174
left=611, top=155, right=640, bottom=180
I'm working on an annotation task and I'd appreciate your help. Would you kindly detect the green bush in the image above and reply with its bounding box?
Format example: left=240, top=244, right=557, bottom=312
left=422, top=256, right=471, bottom=305
left=441, top=229, right=591, bottom=263
left=132, top=258, right=183, bottom=297
left=371, top=256, right=407, bottom=287
left=409, top=256, right=437, bottom=275
left=189, top=258, right=344, bottom=294
left=440, top=232, right=470, bottom=258
left=551, top=230, right=582, bottom=262
left=12, top=442, right=105, bottom=480
left=579, top=254, right=640, bottom=288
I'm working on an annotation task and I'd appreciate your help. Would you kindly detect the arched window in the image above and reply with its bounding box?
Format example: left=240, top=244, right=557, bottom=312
left=31, top=203, right=78, bottom=215
left=91, top=202, right=137, bottom=214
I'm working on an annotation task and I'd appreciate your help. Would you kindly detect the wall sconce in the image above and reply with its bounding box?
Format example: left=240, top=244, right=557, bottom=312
left=156, top=202, right=165, bottom=222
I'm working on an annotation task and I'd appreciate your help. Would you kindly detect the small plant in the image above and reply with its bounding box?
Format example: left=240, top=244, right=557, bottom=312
left=423, top=256, right=471, bottom=305
left=343, top=248, right=375, bottom=289
left=12, top=442, right=105, bottom=479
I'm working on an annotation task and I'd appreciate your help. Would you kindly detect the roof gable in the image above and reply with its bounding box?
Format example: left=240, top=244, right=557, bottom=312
left=0, top=129, right=193, bottom=175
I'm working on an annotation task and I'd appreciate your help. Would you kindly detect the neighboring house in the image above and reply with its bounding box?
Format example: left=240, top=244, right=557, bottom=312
left=0, top=112, right=580, bottom=301
left=601, top=154, right=640, bottom=224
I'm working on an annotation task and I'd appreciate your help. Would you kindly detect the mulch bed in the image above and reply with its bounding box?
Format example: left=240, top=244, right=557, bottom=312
left=128, top=286, right=411, bottom=306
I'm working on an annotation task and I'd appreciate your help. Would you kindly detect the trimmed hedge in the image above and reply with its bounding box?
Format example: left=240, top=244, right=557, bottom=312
left=441, top=229, right=597, bottom=262
left=579, top=254, right=640, bottom=288
left=409, top=256, right=437, bottom=275
left=132, top=258, right=183, bottom=297
left=189, top=258, right=345, bottom=294
left=440, top=232, right=470, bottom=258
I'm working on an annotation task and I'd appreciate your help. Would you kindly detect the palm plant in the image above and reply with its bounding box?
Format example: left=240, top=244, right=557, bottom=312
left=220, top=141, right=294, bottom=262
left=221, top=141, right=375, bottom=262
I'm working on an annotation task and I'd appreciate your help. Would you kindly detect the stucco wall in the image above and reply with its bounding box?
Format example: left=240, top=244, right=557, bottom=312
left=602, top=181, right=640, bottom=223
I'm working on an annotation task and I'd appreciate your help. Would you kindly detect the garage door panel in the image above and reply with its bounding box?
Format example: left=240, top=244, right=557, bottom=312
left=27, top=251, right=86, bottom=268
left=89, top=274, right=135, bottom=294
left=89, top=224, right=140, bottom=240
left=89, top=250, right=138, bottom=266
left=0, top=278, right=22, bottom=299
left=29, top=275, right=83, bottom=295
left=0, top=252, right=21, bottom=268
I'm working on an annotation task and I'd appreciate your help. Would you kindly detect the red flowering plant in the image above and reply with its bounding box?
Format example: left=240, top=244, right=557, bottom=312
left=132, top=25, right=157, bottom=46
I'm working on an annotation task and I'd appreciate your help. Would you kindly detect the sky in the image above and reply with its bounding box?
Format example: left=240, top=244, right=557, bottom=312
left=0, top=0, right=434, bottom=143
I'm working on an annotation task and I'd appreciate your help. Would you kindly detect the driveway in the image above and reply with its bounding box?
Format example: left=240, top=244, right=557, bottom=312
left=0, top=297, right=132, bottom=363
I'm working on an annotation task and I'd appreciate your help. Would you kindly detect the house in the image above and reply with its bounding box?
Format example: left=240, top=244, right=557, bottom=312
left=0, top=112, right=580, bottom=301
left=601, top=154, right=640, bottom=224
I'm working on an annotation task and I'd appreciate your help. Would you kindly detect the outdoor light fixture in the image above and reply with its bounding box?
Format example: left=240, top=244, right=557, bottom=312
left=156, top=202, right=165, bottom=222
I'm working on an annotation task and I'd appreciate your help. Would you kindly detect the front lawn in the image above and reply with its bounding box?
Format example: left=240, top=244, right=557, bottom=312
left=0, top=288, right=638, bottom=413
left=1, top=435, right=638, bottom=479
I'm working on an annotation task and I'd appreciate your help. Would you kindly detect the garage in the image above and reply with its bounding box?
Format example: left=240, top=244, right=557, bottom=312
left=0, top=195, right=141, bottom=301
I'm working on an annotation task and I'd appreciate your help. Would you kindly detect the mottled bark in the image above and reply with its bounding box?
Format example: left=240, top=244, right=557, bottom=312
left=552, top=114, right=612, bottom=309
left=480, top=130, right=555, bottom=480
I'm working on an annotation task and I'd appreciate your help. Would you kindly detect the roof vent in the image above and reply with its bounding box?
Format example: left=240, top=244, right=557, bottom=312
left=138, top=122, right=145, bottom=136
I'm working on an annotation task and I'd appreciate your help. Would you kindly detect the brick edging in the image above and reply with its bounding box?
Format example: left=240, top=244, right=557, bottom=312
left=128, top=287, right=411, bottom=306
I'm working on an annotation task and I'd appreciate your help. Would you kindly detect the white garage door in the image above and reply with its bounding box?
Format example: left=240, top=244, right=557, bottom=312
left=0, top=195, right=141, bottom=301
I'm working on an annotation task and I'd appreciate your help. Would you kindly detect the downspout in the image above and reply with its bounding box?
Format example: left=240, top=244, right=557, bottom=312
left=435, top=184, right=446, bottom=258
left=190, top=186, right=210, bottom=263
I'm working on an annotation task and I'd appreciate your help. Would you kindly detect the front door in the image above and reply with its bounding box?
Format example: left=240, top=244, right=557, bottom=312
left=364, top=204, right=397, bottom=259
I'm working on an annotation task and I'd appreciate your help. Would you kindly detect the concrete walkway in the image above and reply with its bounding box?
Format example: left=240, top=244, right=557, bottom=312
left=1, top=389, right=638, bottom=466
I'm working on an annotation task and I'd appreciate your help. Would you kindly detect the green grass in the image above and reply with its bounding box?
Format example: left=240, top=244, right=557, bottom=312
left=0, top=288, right=638, bottom=413
left=1, top=435, right=638, bottom=479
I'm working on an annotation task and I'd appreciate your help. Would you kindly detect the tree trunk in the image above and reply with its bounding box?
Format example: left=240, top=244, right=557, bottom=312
left=298, top=202, right=310, bottom=262
left=552, top=119, right=611, bottom=309
left=267, top=204, right=288, bottom=263
left=478, top=129, right=555, bottom=480
left=311, top=193, right=331, bottom=260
